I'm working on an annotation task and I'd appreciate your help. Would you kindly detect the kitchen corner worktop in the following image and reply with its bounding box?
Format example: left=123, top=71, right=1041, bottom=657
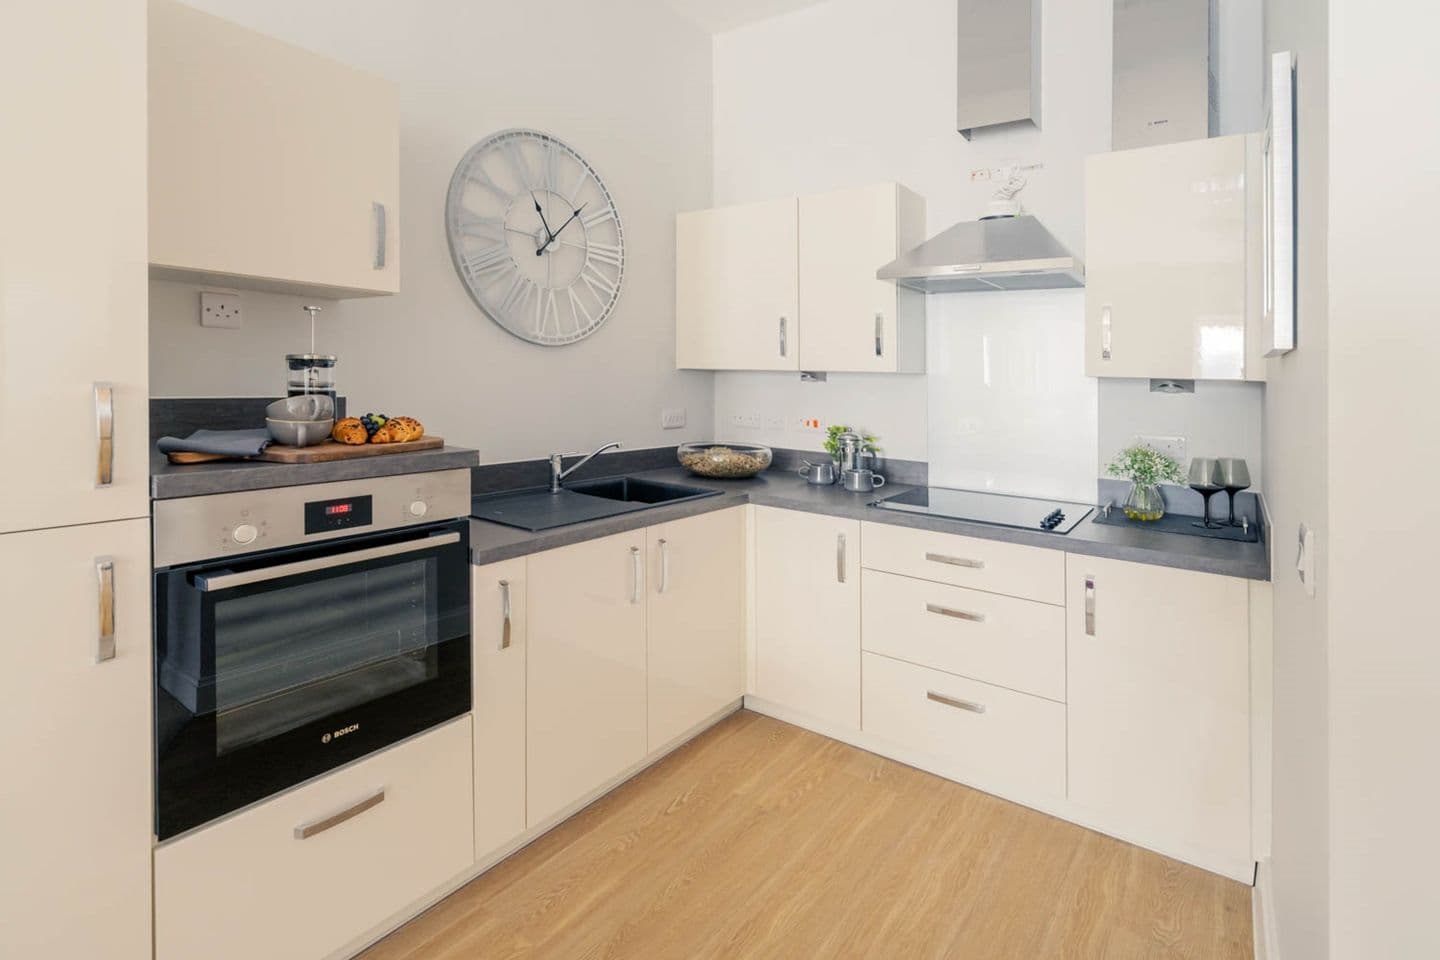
left=471, top=467, right=1271, bottom=581
left=150, top=445, right=481, bottom=499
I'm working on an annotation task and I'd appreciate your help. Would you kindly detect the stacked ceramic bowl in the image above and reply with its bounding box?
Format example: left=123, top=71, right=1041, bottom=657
left=266, top=395, right=335, bottom=447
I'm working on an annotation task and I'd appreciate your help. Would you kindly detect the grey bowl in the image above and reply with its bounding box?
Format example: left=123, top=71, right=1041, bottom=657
left=266, top=395, right=335, bottom=422
left=266, top=418, right=335, bottom=448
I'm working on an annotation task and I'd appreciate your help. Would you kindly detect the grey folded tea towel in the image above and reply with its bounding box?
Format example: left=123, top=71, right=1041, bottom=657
left=156, top=429, right=271, bottom=457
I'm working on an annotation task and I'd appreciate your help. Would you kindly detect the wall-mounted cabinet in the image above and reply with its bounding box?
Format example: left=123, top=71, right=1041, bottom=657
left=1085, top=133, right=1264, bottom=381
left=677, top=183, right=925, bottom=373
left=149, top=0, right=400, bottom=298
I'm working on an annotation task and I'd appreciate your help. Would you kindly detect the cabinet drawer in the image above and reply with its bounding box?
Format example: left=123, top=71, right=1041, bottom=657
left=861, top=570, right=1065, bottom=701
left=860, top=522, right=1064, bottom=604
left=862, top=653, right=1065, bottom=798
left=156, top=719, right=474, bottom=960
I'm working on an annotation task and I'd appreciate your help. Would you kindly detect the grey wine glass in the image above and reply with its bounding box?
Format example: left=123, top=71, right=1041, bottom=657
left=1217, top=457, right=1251, bottom=526
left=1187, top=458, right=1223, bottom=529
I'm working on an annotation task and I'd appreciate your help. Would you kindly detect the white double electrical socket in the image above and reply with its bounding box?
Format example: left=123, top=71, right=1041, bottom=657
left=661, top=407, right=687, bottom=429
left=729, top=412, right=761, bottom=429
left=200, top=291, right=242, bottom=329
left=1136, top=434, right=1187, bottom=464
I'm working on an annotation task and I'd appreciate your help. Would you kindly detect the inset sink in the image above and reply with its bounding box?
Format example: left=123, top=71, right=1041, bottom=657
left=471, top=476, right=720, bottom=532
left=568, top=477, right=715, bottom=505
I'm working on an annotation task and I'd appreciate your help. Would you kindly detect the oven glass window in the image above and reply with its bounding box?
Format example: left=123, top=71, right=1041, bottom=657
left=208, top=556, right=439, bottom=754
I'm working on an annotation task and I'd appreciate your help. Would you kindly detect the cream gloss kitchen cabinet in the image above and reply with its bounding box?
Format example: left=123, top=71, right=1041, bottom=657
left=646, top=508, right=745, bottom=751
left=526, top=531, right=649, bottom=827
left=676, top=197, right=799, bottom=371
left=751, top=506, right=862, bottom=730
left=0, top=3, right=152, bottom=957
left=676, top=183, right=924, bottom=372
left=0, top=0, right=149, bottom=535
left=1066, top=555, right=1253, bottom=872
left=0, top=519, right=152, bottom=960
left=471, top=558, right=527, bottom=862
left=1084, top=133, right=1265, bottom=381
left=148, top=0, right=400, bottom=297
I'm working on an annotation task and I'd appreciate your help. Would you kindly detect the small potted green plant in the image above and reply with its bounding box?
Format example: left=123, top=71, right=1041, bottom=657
left=823, top=424, right=879, bottom=467
left=1106, top=443, right=1184, bottom=521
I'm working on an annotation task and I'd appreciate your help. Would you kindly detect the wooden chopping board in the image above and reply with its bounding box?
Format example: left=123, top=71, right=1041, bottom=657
left=167, top=436, right=444, bottom=465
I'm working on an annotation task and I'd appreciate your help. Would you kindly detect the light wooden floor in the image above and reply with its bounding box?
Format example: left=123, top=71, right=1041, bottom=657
left=361, top=710, right=1252, bottom=960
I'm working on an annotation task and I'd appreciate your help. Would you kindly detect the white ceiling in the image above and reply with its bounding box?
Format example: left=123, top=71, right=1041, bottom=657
left=658, top=0, right=829, bottom=34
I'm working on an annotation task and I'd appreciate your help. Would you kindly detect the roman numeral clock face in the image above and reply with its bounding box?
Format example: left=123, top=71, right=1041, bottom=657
left=445, top=129, right=625, bottom=346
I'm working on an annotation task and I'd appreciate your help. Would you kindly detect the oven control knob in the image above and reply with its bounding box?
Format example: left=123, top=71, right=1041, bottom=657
left=408, top=500, right=428, bottom=518
left=232, top=523, right=259, bottom=545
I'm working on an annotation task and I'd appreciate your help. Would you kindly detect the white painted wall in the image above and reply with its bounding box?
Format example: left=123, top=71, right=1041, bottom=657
left=1327, top=2, right=1440, bottom=955
left=1260, top=0, right=1331, bottom=955
left=150, top=0, right=714, bottom=463
left=710, top=0, right=1265, bottom=490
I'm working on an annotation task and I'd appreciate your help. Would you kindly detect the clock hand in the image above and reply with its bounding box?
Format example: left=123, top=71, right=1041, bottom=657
left=549, top=202, right=588, bottom=241
left=531, top=192, right=554, bottom=240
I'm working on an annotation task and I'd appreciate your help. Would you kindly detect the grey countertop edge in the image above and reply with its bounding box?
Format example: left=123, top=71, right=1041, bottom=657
left=471, top=467, right=1271, bottom=582
left=151, top=446, right=482, bottom=499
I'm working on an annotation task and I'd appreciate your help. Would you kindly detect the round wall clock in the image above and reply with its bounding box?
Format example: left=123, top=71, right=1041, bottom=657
left=445, top=129, right=625, bottom=346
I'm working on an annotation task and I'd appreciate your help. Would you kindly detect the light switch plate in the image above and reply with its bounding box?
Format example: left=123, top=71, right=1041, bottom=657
left=1136, top=434, right=1187, bottom=464
left=661, top=407, right=687, bottom=429
left=200, top=291, right=242, bottom=328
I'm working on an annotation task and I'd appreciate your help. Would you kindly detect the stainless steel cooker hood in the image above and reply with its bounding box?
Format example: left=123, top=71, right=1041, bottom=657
left=876, top=215, right=1084, bottom=293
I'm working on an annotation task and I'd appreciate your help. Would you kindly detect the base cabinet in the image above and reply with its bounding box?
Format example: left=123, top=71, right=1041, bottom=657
left=0, top=519, right=152, bottom=960
left=154, top=718, right=474, bottom=960
left=526, top=531, right=648, bottom=827
left=647, top=508, right=744, bottom=752
left=1065, top=555, right=1252, bottom=868
left=752, top=506, right=861, bottom=729
left=472, top=559, right=527, bottom=861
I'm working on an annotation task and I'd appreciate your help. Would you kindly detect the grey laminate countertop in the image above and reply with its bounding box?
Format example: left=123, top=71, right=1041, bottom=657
left=471, top=467, right=1271, bottom=581
left=151, top=445, right=481, bottom=499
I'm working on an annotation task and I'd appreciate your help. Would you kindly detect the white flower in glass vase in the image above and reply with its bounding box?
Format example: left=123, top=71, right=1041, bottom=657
left=1106, top=444, right=1185, bottom=522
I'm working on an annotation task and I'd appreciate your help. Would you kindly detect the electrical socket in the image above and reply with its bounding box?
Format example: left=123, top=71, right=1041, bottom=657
left=661, top=407, right=687, bottom=429
left=763, top=414, right=785, bottom=431
left=729, top=412, right=760, bottom=429
left=200, top=291, right=242, bottom=329
left=798, top=417, right=824, bottom=431
left=1136, top=434, right=1187, bottom=464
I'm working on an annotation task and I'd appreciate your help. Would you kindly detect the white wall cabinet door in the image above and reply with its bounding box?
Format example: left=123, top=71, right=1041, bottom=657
left=753, top=506, right=861, bottom=730
left=472, top=558, right=527, bottom=862
left=1066, top=554, right=1252, bottom=870
left=149, top=0, right=400, bottom=297
left=1085, top=133, right=1263, bottom=381
left=798, top=183, right=926, bottom=373
left=676, top=198, right=799, bottom=371
left=0, top=519, right=152, bottom=960
left=647, top=508, right=744, bottom=752
left=527, top=532, right=648, bottom=827
left=0, top=0, right=149, bottom=534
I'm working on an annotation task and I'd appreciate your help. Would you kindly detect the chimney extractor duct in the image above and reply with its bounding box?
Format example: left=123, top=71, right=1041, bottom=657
left=957, top=0, right=1042, bottom=139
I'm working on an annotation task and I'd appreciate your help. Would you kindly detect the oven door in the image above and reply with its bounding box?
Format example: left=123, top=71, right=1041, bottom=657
left=154, top=519, right=471, bottom=840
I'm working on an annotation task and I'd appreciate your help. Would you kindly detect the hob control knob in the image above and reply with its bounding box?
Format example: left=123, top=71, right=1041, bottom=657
left=232, top=523, right=259, bottom=545
left=408, top=500, right=428, bottom=518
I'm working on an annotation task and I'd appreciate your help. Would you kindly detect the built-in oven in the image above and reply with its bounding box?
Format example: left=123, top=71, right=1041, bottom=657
left=152, top=469, right=472, bottom=841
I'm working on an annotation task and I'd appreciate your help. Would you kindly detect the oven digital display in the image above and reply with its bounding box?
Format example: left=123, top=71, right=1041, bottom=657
left=304, top=495, right=373, bottom=533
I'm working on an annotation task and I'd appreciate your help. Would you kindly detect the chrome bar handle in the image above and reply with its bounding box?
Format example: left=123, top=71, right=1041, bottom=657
left=657, top=539, right=670, bottom=594
left=95, top=557, right=115, bottom=663
left=874, top=312, right=884, bottom=357
left=778, top=316, right=788, bottom=357
left=499, top=579, right=512, bottom=650
left=925, top=602, right=985, bottom=623
left=1101, top=306, right=1112, bottom=361
left=294, top=788, right=386, bottom=840
left=373, top=201, right=387, bottom=269
left=94, top=382, right=114, bottom=487
left=924, top=551, right=985, bottom=570
left=1085, top=575, right=1096, bottom=636
left=927, top=691, right=986, bottom=714
left=836, top=532, right=847, bottom=583
left=196, top=532, right=460, bottom=592
left=630, top=546, right=642, bottom=604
